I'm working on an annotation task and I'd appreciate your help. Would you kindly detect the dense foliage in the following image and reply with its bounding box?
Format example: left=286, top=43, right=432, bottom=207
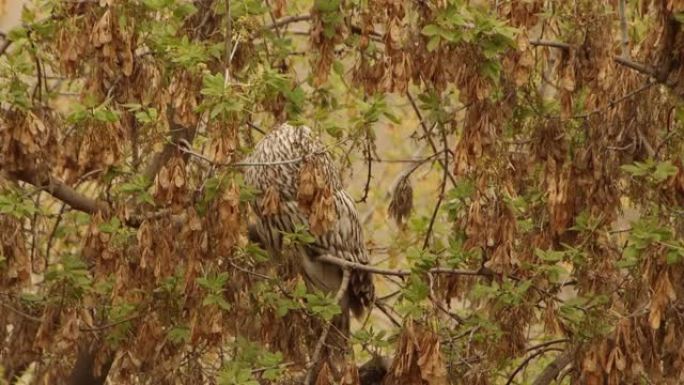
left=2, top=0, right=684, bottom=384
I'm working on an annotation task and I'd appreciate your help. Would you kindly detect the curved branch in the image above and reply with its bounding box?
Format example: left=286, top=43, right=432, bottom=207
left=531, top=349, right=575, bottom=385
left=506, top=348, right=565, bottom=385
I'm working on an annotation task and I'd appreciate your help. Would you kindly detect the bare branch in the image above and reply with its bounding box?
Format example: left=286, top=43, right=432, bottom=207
left=569, top=81, right=657, bottom=120
left=528, top=40, right=572, bottom=50
left=613, top=56, right=659, bottom=79
left=0, top=37, right=12, bottom=57
left=531, top=349, right=575, bottom=385
left=506, top=348, right=565, bottom=385
left=262, top=15, right=311, bottom=32
left=422, top=124, right=450, bottom=250
left=9, top=170, right=110, bottom=215
left=224, top=0, right=233, bottom=82
left=405, top=91, right=458, bottom=187
left=316, top=254, right=494, bottom=277
left=528, top=38, right=662, bottom=80
left=525, top=338, right=569, bottom=353
left=619, top=0, right=629, bottom=58
left=0, top=300, right=42, bottom=323
left=356, top=131, right=373, bottom=203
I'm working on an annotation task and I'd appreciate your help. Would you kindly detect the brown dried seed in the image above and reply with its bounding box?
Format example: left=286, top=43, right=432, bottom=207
left=260, top=185, right=281, bottom=216
left=309, top=186, right=336, bottom=235
left=388, top=173, right=413, bottom=227
left=297, top=160, right=317, bottom=211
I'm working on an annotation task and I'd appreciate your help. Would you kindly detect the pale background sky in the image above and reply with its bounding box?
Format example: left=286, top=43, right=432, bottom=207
left=0, top=0, right=21, bottom=34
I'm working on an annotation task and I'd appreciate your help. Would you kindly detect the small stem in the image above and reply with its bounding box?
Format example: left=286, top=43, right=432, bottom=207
left=619, top=0, right=629, bottom=58
left=304, top=268, right=351, bottom=385
left=224, top=0, right=232, bottom=83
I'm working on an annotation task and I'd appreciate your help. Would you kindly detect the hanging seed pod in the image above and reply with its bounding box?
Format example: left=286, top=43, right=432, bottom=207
left=297, top=159, right=317, bottom=213
left=388, top=173, right=413, bottom=227
left=259, top=185, right=281, bottom=216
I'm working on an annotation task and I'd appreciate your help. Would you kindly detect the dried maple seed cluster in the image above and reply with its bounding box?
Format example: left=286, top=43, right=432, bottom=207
left=1, top=0, right=684, bottom=384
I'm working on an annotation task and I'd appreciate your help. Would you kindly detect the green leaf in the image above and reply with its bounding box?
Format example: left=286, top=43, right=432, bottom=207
left=666, top=250, right=682, bottom=265
left=197, top=272, right=230, bottom=292
left=143, top=0, right=173, bottom=10
left=314, top=0, right=341, bottom=13
left=534, top=248, right=564, bottom=263
left=426, top=35, right=441, bottom=52
left=168, top=325, right=190, bottom=344
left=674, top=12, right=684, bottom=24
left=421, top=24, right=443, bottom=37
left=203, top=293, right=232, bottom=311
left=302, top=290, right=341, bottom=321
left=98, top=217, right=122, bottom=234
left=653, top=161, right=678, bottom=183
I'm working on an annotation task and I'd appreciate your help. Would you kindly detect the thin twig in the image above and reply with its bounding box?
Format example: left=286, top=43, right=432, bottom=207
left=405, top=91, right=458, bottom=187
left=46, top=202, right=67, bottom=263
left=505, top=347, right=565, bottom=385
left=304, top=268, right=351, bottom=385
left=619, top=0, right=629, bottom=58
left=525, top=338, right=568, bottom=353
left=252, top=361, right=295, bottom=374
left=262, top=15, right=311, bottom=32
left=528, top=38, right=664, bottom=81
left=225, top=0, right=233, bottom=82
left=0, top=300, right=42, bottom=323
left=531, top=349, right=575, bottom=385
left=0, top=37, right=12, bottom=56
left=613, top=56, right=660, bottom=79
left=227, top=260, right=277, bottom=281
left=528, top=40, right=572, bottom=50
left=316, top=254, right=494, bottom=277
left=356, top=131, right=373, bottom=203
left=30, top=192, right=41, bottom=268
left=80, top=314, right=142, bottom=332
left=373, top=299, right=402, bottom=327
left=422, top=124, right=450, bottom=250
left=568, top=81, right=657, bottom=120
left=263, top=0, right=283, bottom=38
left=247, top=121, right=266, bottom=135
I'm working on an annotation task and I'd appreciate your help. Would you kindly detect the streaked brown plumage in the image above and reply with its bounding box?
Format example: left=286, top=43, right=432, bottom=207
left=244, top=123, right=374, bottom=341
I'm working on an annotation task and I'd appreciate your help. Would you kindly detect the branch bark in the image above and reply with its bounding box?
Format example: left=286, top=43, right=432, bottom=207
left=9, top=170, right=110, bottom=215
left=529, top=38, right=665, bottom=81
left=531, top=349, right=575, bottom=385
left=317, top=254, right=495, bottom=277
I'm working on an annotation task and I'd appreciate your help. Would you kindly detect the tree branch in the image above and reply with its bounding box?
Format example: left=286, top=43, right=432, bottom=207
left=0, top=36, right=12, bottom=57
left=531, top=349, right=575, bottom=385
left=356, top=131, right=373, bottom=203
left=613, top=56, right=659, bottom=79
left=405, top=91, right=458, bottom=187
left=143, top=121, right=195, bottom=182
left=422, top=123, right=450, bottom=250
left=262, top=14, right=311, bottom=32
left=506, top=348, right=565, bottom=385
left=316, top=254, right=494, bottom=277
left=9, top=170, right=110, bottom=215
left=529, top=39, right=664, bottom=81
left=618, top=0, right=629, bottom=58
left=528, top=40, right=572, bottom=50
